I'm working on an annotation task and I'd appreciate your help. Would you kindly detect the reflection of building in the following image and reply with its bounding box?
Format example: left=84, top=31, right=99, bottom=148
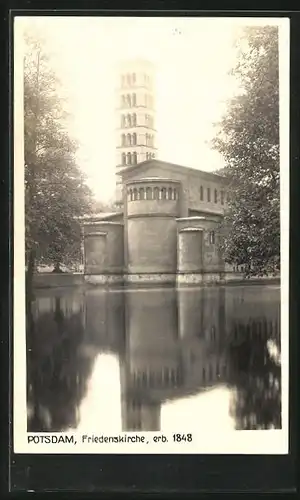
left=30, top=285, right=281, bottom=432
left=82, top=159, right=229, bottom=285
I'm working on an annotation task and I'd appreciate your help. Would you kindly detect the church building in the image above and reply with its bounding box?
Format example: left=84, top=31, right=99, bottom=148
left=81, top=59, right=229, bottom=285
left=82, top=158, right=229, bottom=285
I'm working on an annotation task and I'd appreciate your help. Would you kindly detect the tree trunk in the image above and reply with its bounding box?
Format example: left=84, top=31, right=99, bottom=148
left=25, top=247, right=37, bottom=431
left=53, top=260, right=62, bottom=273
left=26, top=248, right=36, bottom=309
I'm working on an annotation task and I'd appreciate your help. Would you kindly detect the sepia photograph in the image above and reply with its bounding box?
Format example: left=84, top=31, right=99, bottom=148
left=13, top=15, right=289, bottom=454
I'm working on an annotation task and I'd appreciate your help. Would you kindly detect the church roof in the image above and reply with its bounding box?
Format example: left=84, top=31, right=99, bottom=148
left=77, top=212, right=123, bottom=222
left=117, top=159, right=229, bottom=184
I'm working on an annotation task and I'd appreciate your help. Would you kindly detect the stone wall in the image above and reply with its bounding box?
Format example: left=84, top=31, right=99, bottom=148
left=120, top=161, right=228, bottom=218
left=83, top=221, right=124, bottom=274
left=178, top=228, right=204, bottom=273
left=176, top=216, right=224, bottom=275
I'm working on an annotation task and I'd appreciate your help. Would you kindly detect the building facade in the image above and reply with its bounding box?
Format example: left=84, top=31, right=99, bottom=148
left=82, top=159, right=230, bottom=285
left=115, top=59, right=157, bottom=205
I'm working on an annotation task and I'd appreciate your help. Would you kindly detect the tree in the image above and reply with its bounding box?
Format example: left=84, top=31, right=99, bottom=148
left=93, top=198, right=118, bottom=214
left=27, top=296, right=95, bottom=431
left=24, top=33, right=93, bottom=281
left=228, top=319, right=281, bottom=430
left=213, top=26, right=280, bottom=276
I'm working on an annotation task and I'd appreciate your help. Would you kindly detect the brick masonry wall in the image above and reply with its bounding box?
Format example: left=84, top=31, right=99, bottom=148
left=83, top=222, right=124, bottom=274
left=127, top=217, right=178, bottom=273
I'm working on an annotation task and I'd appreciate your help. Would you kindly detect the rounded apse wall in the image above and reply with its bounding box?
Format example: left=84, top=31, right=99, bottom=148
left=125, top=178, right=181, bottom=278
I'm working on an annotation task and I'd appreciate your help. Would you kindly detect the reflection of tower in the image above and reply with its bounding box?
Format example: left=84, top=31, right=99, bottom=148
left=115, top=59, right=157, bottom=205
left=120, top=288, right=179, bottom=431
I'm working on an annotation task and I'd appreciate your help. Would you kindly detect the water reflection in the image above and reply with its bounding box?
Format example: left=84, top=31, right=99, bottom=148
left=27, top=285, right=281, bottom=432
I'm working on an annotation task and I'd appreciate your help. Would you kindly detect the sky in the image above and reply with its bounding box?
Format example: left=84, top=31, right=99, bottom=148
left=16, top=16, right=283, bottom=202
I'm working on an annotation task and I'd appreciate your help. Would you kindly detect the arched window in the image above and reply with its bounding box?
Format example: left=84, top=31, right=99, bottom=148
left=132, top=133, right=137, bottom=145
left=221, top=190, right=225, bottom=205
left=173, top=189, right=178, bottom=200
left=153, top=186, right=159, bottom=200
left=200, top=185, right=203, bottom=201
left=168, top=187, right=173, bottom=200
left=152, top=153, right=155, bottom=159
left=139, top=187, right=145, bottom=200
left=207, top=187, right=211, bottom=202
left=127, top=133, right=131, bottom=146
left=146, top=187, right=152, bottom=200
left=129, top=189, right=133, bottom=201
left=209, top=231, right=215, bottom=244
left=121, top=115, right=125, bottom=127
left=121, top=134, right=126, bottom=146
left=133, top=188, right=138, bottom=200
left=127, top=94, right=131, bottom=107
left=161, top=187, right=167, bottom=200
left=211, top=325, right=216, bottom=340
left=132, top=93, right=136, bottom=106
left=132, top=113, right=137, bottom=126
left=214, top=189, right=218, bottom=203
left=127, top=114, right=131, bottom=127
left=121, top=153, right=126, bottom=165
left=127, top=152, right=131, bottom=165
left=132, top=152, right=137, bottom=165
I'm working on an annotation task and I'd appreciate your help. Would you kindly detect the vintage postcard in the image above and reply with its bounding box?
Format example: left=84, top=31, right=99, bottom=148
left=14, top=15, right=289, bottom=454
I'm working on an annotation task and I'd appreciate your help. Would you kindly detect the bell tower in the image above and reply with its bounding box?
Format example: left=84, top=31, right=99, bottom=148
left=115, top=59, right=157, bottom=206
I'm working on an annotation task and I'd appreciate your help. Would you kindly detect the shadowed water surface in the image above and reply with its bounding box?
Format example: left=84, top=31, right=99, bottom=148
left=27, top=284, right=281, bottom=433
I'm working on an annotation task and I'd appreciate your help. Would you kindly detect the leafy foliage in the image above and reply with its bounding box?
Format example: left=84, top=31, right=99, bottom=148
left=24, top=34, right=93, bottom=271
left=213, top=26, right=280, bottom=276
left=228, top=319, right=281, bottom=430
left=92, top=199, right=118, bottom=214
left=27, top=297, right=94, bottom=431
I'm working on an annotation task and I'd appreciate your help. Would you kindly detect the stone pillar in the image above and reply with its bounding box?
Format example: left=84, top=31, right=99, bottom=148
left=176, top=216, right=225, bottom=285
left=178, top=228, right=204, bottom=273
